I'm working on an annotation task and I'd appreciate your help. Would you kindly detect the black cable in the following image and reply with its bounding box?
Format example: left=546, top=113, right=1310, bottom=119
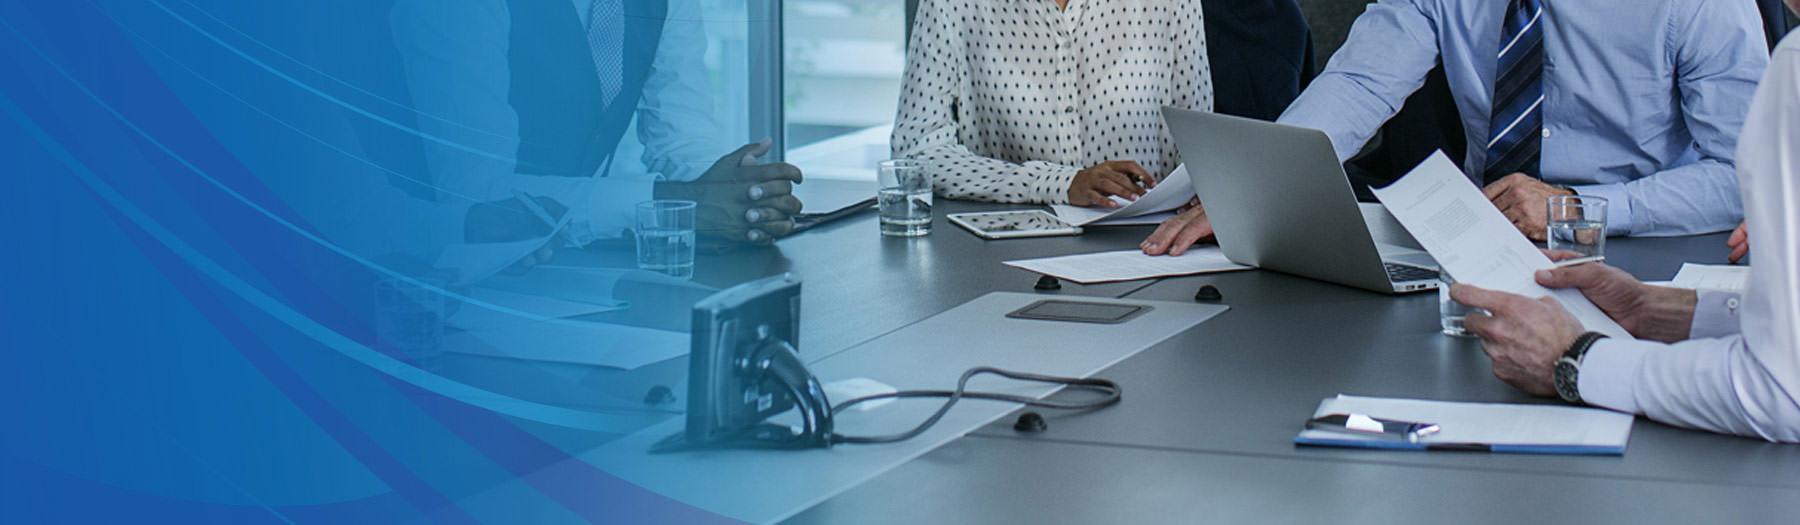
left=829, top=367, right=1121, bottom=444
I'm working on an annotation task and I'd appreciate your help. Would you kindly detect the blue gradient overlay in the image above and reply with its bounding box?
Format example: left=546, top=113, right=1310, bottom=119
left=1, top=1, right=761, bottom=522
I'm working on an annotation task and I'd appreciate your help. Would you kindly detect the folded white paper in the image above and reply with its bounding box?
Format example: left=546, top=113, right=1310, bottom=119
left=1004, top=247, right=1252, bottom=284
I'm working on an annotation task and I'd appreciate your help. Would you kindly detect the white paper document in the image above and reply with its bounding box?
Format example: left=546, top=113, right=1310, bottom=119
left=1084, top=210, right=1177, bottom=227
left=1050, top=164, right=1195, bottom=226
left=1670, top=263, right=1750, bottom=292
left=433, top=211, right=574, bottom=285
left=1003, top=247, right=1252, bottom=284
left=1295, top=395, right=1635, bottom=454
left=444, top=317, right=688, bottom=370
left=446, top=286, right=625, bottom=329
left=1372, top=152, right=1632, bottom=339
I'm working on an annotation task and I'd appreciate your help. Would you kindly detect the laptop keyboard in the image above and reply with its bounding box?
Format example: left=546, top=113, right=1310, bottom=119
left=1384, top=263, right=1440, bottom=283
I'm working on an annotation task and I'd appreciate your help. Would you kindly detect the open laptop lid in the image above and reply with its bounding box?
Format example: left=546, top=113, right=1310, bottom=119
left=1161, top=107, right=1402, bottom=294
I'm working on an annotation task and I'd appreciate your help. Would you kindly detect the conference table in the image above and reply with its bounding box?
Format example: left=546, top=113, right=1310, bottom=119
left=532, top=183, right=1800, bottom=523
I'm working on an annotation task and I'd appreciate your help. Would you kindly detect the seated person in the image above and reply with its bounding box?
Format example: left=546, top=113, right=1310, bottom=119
left=892, top=0, right=1214, bottom=208
left=393, top=0, right=803, bottom=279
left=1452, top=6, right=1800, bottom=442
left=1144, top=0, right=1768, bottom=256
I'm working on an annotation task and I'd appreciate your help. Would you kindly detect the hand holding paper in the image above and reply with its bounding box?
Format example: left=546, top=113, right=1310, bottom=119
left=1372, top=152, right=1631, bottom=340
left=1051, top=164, right=1196, bottom=226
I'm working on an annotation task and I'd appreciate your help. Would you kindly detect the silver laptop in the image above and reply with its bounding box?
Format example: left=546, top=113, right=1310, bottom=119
left=1162, top=106, right=1439, bottom=294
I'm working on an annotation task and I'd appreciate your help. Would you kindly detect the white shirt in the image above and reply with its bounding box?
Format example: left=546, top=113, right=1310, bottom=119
left=390, top=0, right=723, bottom=243
left=1579, top=33, right=1800, bottom=442
left=891, top=0, right=1214, bottom=204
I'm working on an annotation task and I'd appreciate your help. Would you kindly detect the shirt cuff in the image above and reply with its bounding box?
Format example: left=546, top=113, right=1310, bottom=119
left=576, top=177, right=656, bottom=243
left=1025, top=162, right=1083, bottom=205
left=1690, top=289, right=1744, bottom=339
left=1578, top=338, right=1652, bottom=415
left=1572, top=183, right=1634, bottom=236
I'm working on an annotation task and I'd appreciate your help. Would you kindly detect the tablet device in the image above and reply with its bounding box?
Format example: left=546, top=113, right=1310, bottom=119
left=947, top=210, right=1082, bottom=239
left=1005, top=300, right=1151, bottom=324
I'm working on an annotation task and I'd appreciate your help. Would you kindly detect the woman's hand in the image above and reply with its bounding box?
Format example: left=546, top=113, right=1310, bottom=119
left=1068, top=161, right=1153, bottom=208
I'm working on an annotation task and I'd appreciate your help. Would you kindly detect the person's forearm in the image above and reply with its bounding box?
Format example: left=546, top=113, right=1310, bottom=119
left=1275, top=0, right=1440, bottom=161
left=1630, top=286, right=1700, bottom=343
left=1575, top=161, right=1743, bottom=237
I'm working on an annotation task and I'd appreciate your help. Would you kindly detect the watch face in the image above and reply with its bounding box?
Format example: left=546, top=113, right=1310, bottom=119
left=1554, top=359, right=1580, bottom=403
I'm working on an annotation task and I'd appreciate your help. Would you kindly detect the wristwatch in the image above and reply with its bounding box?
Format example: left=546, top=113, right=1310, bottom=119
left=1553, top=332, right=1609, bottom=404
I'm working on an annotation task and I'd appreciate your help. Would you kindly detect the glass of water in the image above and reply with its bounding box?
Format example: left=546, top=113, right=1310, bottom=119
left=878, top=159, right=932, bottom=237
left=1438, top=275, right=1477, bottom=338
left=1546, top=195, right=1607, bottom=258
left=635, top=200, right=697, bottom=279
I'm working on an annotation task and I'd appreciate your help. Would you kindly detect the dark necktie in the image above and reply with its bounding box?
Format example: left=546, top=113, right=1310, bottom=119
left=588, top=0, right=625, bottom=108
left=1484, top=0, right=1543, bottom=184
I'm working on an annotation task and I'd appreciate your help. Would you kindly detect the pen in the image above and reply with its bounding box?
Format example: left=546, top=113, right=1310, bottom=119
left=512, top=190, right=560, bottom=229
left=1553, top=255, right=1606, bottom=268
left=513, top=190, right=586, bottom=248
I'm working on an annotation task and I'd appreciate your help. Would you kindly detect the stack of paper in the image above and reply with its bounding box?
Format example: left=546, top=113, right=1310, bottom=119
left=1050, top=164, right=1195, bottom=226
left=1003, top=247, right=1252, bottom=284
left=1294, top=395, right=1635, bottom=455
left=1669, top=263, right=1750, bottom=292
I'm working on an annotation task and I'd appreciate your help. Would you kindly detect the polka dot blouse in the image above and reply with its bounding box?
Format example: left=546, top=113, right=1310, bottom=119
left=891, top=0, right=1214, bottom=204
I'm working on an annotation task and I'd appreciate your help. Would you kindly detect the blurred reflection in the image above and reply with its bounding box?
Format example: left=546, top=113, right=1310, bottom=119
left=389, top=0, right=807, bottom=286
left=368, top=0, right=819, bottom=416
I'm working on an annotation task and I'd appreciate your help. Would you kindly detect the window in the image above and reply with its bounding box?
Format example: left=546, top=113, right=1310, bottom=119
left=781, top=0, right=909, bottom=180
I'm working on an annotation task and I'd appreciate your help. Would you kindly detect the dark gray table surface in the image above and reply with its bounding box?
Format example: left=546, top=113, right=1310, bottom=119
left=775, top=196, right=1799, bottom=523
left=445, top=184, right=1793, bottom=522
left=952, top=232, right=1800, bottom=492
left=789, top=436, right=1800, bottom=524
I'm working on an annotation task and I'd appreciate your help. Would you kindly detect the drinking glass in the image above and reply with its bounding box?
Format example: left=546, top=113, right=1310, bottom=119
left=878, top=159, right=932, bottom=237
left=1546, top=195, right=1607, bottom=258
left=636, top=200, right=697, bottom=279
left=1438, top=275, right=1476, bottom=338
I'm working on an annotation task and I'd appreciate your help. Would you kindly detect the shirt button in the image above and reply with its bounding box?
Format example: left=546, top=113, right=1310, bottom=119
left=1542, top=129, right=1552, bottom=139
left=1064, top=106, right=1076, bottom=114
left=1727, top=297, right=1741, bottom=310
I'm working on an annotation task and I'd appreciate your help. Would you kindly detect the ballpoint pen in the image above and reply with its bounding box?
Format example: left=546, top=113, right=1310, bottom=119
left=512, top=190, right=584, bottom=248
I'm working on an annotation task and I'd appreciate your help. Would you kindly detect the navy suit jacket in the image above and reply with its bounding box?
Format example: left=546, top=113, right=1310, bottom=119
left=1202, top=0, right=1314, bottom=121
left=507, top=0, right=667, bottom=178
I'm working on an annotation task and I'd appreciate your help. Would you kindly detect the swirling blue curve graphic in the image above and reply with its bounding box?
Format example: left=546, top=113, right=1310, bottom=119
left=0, top=1, right=754, bottom=522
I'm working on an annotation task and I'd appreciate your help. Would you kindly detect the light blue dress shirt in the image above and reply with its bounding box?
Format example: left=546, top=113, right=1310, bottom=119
left=1279, top=0, right=1768, bottom=236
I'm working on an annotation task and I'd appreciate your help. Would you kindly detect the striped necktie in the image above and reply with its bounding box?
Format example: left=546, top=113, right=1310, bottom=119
left=589, top=0, right=625, bottom=108
left=1484, top=0, right=1543, bottom=184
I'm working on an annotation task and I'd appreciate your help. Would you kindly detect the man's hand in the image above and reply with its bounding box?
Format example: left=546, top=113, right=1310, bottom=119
left=1140, top=197, right=1212, bottom=256
left=1069, top=160, right=1153, bottom=208
left=464, top=195, right=569, bottom=274
left=1535, top=251, right=1695, bottom=342
left=1483, top=173, right=1575, bottom=241
left=1451, top=283, right=1586, bottom=397
left=656, top=140, right=804, bottom=245
left=1728, top=221, right=1749, bottom=264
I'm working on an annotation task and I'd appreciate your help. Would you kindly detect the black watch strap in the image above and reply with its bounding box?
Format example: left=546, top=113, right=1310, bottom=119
left=1554, top=332, right=1609, bottom=404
